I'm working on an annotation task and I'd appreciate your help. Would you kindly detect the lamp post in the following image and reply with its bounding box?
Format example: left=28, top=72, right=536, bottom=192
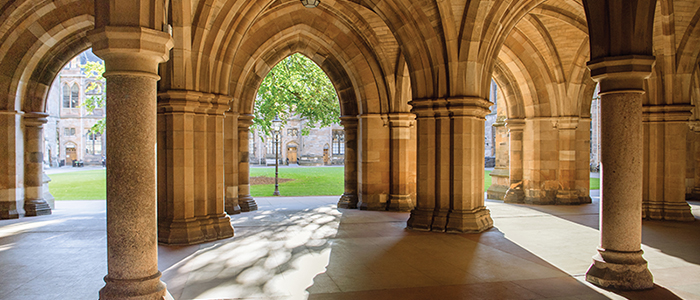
left=272, top=115, right=282, bottom=196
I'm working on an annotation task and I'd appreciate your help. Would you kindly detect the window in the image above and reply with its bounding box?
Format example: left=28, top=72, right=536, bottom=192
left=70, top=84, right=79, bottom=108
left=266, top=138, right=274, bottom=154
left=64, top=128, right=76, bottom=136
left=332, top=130, right=344, bottom=155
left=249, top=133, right=255, bottom=157
left=86, top=132, right=102, bottom=155
left=62, top=84, right=71, bottom=108
left=63, top=84, right=79, bottom=108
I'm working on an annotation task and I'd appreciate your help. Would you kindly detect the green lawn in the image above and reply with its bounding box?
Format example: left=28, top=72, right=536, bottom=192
left=48, top=169, right=106, bottom=200
left=250, top=167, right=344, bottom=197
left=47, top=167, right=600, bottom=200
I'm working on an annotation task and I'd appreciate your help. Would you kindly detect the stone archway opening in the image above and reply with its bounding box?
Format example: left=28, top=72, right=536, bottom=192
left=247, top=53, right=344, bottom=196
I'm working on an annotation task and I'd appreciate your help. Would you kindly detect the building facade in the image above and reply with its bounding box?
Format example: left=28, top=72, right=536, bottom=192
left=44, top=50, right=105, bottom=166
left=249, top=117, right=345, bottom=166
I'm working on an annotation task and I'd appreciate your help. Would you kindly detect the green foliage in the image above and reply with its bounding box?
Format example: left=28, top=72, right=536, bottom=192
left=80, top=61, right=106, bottom=134
left=48, top=170, right=106, bottom=200
left=254, top=53, right=340, bottom=136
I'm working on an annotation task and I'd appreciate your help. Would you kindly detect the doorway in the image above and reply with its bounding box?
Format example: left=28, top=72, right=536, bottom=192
left=287, top=145, right=298, bottom=164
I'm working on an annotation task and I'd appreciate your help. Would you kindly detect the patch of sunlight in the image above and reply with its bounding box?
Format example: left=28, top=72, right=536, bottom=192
left=0, top=243, right=15, bottom=252
left=492, top=200, right=700, bottom=299
left=0, top=219, right=65, bottom=238
left=165, top=204, right=341, bottom=300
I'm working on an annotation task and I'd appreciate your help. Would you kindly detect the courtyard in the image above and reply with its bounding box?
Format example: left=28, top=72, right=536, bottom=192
left=0, top=191, right=698, bottom=299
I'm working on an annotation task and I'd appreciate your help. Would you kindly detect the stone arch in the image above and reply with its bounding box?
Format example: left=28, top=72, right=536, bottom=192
left=0, top=0, right=94, bottom=112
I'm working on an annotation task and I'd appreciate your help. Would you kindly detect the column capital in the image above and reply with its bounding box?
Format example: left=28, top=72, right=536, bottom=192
left=409, top=97, right=491, bottom=118
left=339, top=115, right=358, bottom=128
left=238, top=114, right=254, bottom=128
left=210, top=94, right=233, bottom=115
left=587, top=55, right=655, bottom=94
left=23, top=112, right=49, bottom=127
left=642, top=104, right=693, bottom=123
left=88, top=26, right=174, bottom=78
left=447, top=96, right=492, bottom=118
left=387, top=112, right=415, bottom=128
left=505, top=118, right=525, bottom=131
left=552, top=116, right=579, bottom=130
left=689, top=120, right=700, bottom=132
left=157, top=90, right=201, bottom=113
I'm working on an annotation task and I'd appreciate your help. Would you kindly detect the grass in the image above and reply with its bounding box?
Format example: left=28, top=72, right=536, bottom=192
left=250, top=167, right=345, bottom=197
left=47, top=167, right=601, bottom=200
left=48, top=169, right=106, bottom=200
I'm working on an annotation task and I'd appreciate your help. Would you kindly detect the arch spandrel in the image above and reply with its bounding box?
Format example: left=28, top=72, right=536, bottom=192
left=0, top=0, right=94, bottom=112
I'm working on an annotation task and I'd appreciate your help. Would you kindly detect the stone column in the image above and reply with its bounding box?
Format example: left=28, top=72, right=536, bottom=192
left=555, top=117, right=581, bottom=204
left=0, top=111, right=22, bottom=219
left=358, top=114, right=390, bottom=211
left=387, top=113, right=416, bottom=211
left=206, top=95, right=234, bottom=238
left=406, top=98, right=493, bottom=233
left=88, top=26, right=173, bottom=299
left=432, top=105, right=451, bottom=230
left=225, top=111, right=241, bottom=214
left=487, top=116, right=509, bottom=200
left=576, top=118, right=593, bottom=204
left=692, top=122, right=700, bottom=200
left=238, top=114, right=257, bottom=212
left=407, top=100, right=437, bottom=231
left=193, top=96, right=216, bottom=240
left=338, top=116, right=359, bottom=209
left=157, top=91, right=203, bottom=245
left=23, top=112, right=52, bottom=216
left=504, top=119, right=525, bottom=203
left=446, top=97, right=494, bottom=233
left=585, top=56, right=654, bottom=290
left=642, top=105, right=694, bottom=221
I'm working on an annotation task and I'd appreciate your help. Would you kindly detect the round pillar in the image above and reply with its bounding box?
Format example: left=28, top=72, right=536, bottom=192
left=89, top=26, right=173, bottom=300
left=24, top=112, right=52, bottom=216
left=585, top=56, right=654, bottom=290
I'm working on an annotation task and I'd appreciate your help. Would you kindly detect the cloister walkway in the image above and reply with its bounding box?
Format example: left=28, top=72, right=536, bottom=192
left=0, top=193, right=698, bottom=299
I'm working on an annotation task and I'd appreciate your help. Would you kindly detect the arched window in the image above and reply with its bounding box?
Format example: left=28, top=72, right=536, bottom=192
left=70, top=84, right=80, bottom=108
left=86, top=132, right=102, bottom=155
left=332, top=130, right=344, bottom=155
left=62, top=84, right=71, bottom=108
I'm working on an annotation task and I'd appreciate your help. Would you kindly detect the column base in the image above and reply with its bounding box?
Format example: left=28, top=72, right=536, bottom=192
left=524, top=188, right=557, bottom=205
left=198, top=217, right=218, bottom=241
left=0, top=201, right=20, bottom=219
left=504, top=187, right=524, bottom=203
left=225, top=197, right=241, bottom=215
left=238, top=195, right=258, bottom=212
left=359, top=194, right=387, bottom=211
left=406, top=208, right=434, bottom=231
left=644, top=201, right=695, bottom=221
left=24, top=199, right=52, bottom=217
left=486, top=184, right=508, bottom=200
left=556, top=190, right=582, bottom=205
left=210, top=214, right=234, bottom=239
left=158, top=218, right=205, bottom=245
left=446, top=206, right=493, bottom=233
left=99, top=271, right=169, bottom=300
left=337, top=193, right=358, bottom=209
left=431, top=210, right=448, bottom=232
left=387, top=194, right=413, bottom=211
left=585, top=249, right=654, bottom=290
left=579, top=196, right=592, bottom=204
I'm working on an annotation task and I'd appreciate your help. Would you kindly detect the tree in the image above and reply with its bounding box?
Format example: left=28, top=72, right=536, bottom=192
left=254, top=53, right=340, bottom=135
left=81, top=61, right=106, bottom=134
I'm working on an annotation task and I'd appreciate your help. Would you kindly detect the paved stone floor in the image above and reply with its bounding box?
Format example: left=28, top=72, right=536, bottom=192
left=0, top=192, right=699, bottom=299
